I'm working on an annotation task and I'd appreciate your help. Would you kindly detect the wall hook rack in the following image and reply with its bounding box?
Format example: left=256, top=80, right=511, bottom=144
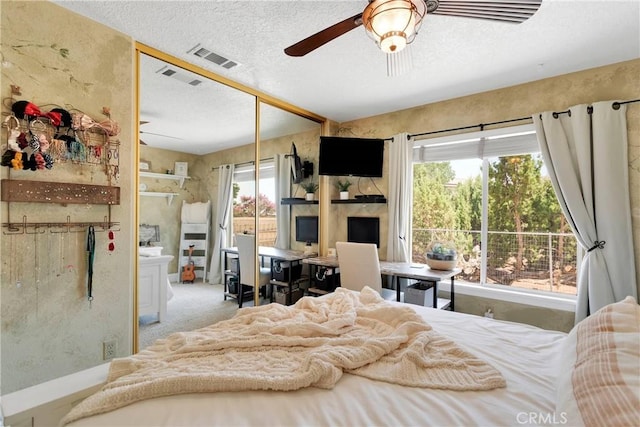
left=2, top=215, right=120, bottom=235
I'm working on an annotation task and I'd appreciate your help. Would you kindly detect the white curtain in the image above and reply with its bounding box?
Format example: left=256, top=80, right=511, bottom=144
left=533, top=101, right=637, bottom=322
left=274, top=153, right=291, bottom=249
left=209, top=164, right=235, bottom=284
left=387, top=132, right=413, bottom=263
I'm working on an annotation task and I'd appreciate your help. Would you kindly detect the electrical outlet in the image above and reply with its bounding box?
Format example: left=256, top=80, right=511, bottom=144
left=103, top=340, right=117, bottom=360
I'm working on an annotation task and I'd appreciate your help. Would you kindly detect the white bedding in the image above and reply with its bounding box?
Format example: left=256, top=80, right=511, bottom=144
left=67, top=296, right=567, bottom=427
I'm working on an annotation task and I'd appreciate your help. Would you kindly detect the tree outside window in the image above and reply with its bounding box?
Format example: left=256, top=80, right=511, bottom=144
left=412, top=155, right=577, bottom=295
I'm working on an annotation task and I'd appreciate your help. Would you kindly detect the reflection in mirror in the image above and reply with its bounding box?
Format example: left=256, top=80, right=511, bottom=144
left=137, top=52, right=256, bottom=350
left=257, top=102, right=322, bottom=305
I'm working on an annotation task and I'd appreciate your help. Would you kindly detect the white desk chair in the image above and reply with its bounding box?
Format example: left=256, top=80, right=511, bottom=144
left=336, top=241, right=383, bottom=293
left=235, top=233, right=271, bottom=308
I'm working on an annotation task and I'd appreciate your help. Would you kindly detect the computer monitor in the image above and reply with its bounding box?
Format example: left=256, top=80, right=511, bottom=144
left=295, top=215, right=318, bottom=243
left=347, top=217, right=380, bottom=248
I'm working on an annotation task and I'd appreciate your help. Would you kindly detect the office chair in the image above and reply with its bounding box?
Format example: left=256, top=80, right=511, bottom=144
left=336, top=241, right=383, bottom=294
left=235, top=233, right=271, bottom=308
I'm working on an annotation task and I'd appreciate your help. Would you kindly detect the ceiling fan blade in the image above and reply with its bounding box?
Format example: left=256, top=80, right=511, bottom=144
left=139, top=131, right=184, bottom=140
left=431, top=0, right=542, bottom=23
left=285, top=12, right=363, bottom=57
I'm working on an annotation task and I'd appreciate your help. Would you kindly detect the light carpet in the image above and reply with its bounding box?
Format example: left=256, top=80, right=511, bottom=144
left=139, top=282, right=242, bottom=349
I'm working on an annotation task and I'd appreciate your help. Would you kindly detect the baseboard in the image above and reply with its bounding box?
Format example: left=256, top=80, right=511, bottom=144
left=1, top=363, right=109, bottom=427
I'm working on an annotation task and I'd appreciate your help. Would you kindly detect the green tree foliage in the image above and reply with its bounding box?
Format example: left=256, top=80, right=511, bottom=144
left=488, top=154, right=543, bottom=271
left=413, top=162, right=482, bottom=255
left=530, top=177, right=563, bottom=232
left=413, top=155, right=572, bottom=282
left=452, top=175, right=482, bottom=253
left=454, top=175, right=482, bottom=231
left=412, top=163, right=456, bottom=230
left=233, top=183, right=240, bottom=201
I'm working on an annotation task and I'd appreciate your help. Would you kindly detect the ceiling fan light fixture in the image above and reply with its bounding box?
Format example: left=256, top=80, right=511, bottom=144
left=380, top=31, right=407, bottom=53
left=363, top=0, right=427, bottom=53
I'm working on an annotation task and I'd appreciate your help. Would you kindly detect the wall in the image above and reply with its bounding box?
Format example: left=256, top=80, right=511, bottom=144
left=200, top=60, right=640, bottom=332
left=256, top=126, right=322, bottom=252
left=453, top=293, right=574, bottom=331
left=140, top=123, right=322, bottom=283
left=0, top=1, right=134, bottom=393
left=138, top=146, right=205, bottom=274
left=338, top=59, right=640, bottom=332
left=203, top=125, right=322, bottom=256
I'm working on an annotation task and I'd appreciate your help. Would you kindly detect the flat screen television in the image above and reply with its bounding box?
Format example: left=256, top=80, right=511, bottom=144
left=290, top=143, right=304, bottom=184
left=347, top=216, right=380, bottom=248
left=295, top=215, right=318, bottom=243
left=318, top=137, right=384, bottom=177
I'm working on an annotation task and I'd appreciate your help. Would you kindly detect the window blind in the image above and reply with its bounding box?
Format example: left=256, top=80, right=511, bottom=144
left=233, top=158, right=275, bottom=182
left=413, top=124, right=538, bottom=162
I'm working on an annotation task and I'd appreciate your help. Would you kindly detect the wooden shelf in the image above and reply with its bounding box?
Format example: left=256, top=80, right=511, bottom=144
left=1, top=179, right=120, bottom=205
left=331, top=198, right=386, bottom=204
left=139, top=191, right=179, bottom=205
left=281, top=198, right=318, bottom=205
left=280, top=197, right=386, bottom=205
left=139, top=171, right=190, bottom=188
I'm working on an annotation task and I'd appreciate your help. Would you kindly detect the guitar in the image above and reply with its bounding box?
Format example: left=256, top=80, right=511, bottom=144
left=181, top=244, right=196, bottom=283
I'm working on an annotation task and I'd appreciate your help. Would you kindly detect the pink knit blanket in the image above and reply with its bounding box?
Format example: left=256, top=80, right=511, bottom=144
left=63, top=287, right=505, bottom=425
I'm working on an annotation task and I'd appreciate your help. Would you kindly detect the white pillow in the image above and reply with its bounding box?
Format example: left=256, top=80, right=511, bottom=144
left=556, top=296, right=640, bottom=426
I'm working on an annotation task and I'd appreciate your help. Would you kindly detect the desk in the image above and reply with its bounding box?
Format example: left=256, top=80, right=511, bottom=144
left=303, top=256, right=460, bottom=310
left=222, top=246, right=317, bottom=305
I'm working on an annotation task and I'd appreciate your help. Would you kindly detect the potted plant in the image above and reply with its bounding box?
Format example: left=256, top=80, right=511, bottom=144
left=336, top=179, right=352, bottom=200
left=425, top=241, right=457, bottom=271
left=301, top=181, right=318, bottom=201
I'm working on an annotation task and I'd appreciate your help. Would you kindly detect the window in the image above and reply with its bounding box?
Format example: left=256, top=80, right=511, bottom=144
left=232, top=159, right=277, bottom=246
left=412, top=124, right=579, bottom=297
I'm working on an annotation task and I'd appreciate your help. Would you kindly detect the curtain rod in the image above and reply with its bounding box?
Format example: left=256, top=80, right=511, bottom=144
left=551, top=98, right=640, bottom=118
left=408, top=98, right=640, bottom=139
left=408, top=116, right=531, bottom=140
left=211, top=157, right=273, bottom=171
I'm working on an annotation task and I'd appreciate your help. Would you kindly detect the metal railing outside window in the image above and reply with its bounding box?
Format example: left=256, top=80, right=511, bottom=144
left=412, top=228, right=579, bottom=295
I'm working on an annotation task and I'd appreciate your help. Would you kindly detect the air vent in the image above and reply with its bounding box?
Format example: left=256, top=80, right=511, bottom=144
left=188, top=44, right=241, bottom=70
left=156, top=65, right=203, bottom=86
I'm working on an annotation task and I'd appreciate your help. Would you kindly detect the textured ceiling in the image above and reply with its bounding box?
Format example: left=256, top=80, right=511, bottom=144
left=53, top=0, right=640, bottom=154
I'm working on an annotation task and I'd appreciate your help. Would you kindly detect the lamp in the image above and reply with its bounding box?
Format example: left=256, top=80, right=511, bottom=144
left=362, top=0, right=427, bottom=54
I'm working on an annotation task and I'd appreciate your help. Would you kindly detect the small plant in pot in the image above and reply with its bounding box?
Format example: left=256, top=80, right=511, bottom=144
left=301, top=181, right=318, bottom=201
left=425, top=241, right=457, bottom=271
left=336, top=179, right=352, bottom=200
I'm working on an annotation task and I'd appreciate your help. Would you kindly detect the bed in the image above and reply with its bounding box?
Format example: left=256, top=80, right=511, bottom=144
left=63, top=288, right=639, bottom=427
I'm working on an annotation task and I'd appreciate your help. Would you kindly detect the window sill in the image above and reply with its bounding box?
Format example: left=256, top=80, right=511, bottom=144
left=441, top=280, right=576, bottom=312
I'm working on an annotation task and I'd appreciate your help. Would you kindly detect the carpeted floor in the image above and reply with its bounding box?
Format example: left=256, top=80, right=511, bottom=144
left=139, top=282, right=243, bottom=350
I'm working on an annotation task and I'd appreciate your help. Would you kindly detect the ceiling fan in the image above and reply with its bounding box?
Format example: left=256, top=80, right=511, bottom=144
left=139, top=121, right=184, bottom=145
left=284, top=0, right=542, bottom=57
